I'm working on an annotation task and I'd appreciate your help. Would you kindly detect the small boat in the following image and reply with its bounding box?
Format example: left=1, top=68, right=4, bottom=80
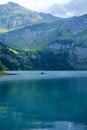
left=40, top=72, right=45, bottom=74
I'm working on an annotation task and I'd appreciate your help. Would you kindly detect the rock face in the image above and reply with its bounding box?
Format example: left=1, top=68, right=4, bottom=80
left=49, top=40, right=87, bottom=70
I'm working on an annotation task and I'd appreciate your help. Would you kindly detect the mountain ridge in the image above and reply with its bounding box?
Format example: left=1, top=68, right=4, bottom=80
left=0, top=2, right=58, bottom=33
left=0, top=2, right=87, bottom=70
left=1, top=13, right=87, bottom=50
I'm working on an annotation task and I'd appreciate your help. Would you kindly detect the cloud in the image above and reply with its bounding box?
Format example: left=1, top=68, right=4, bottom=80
left=46, top=4, right=68, bottom=18
left=65, top=0, right=87, bottom=16
left=0, top=0, right=87, bottom=18
left=45, top=3, right=74, bottom=18
left=44, top=0, right=87, bottom=18
left=0, top=0, right=71, bottom=11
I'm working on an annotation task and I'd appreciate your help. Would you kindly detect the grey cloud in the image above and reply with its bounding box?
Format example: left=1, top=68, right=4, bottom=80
left=47, top=4, right=69, bottom=18
left=47, top=0, right=87, bottom=18
left=65, top=0, right=87, bottom=16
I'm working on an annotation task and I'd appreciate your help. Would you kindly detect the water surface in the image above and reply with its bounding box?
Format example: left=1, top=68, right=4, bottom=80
left=0, top=71, right=87, bottom=130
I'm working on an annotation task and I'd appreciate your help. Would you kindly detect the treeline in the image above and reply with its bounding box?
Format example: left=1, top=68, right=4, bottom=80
left=25, top=50, right=73, bottom=70
left=0, top=63, right=3, bottom=70
left=0, top=42, right=74, bottom=70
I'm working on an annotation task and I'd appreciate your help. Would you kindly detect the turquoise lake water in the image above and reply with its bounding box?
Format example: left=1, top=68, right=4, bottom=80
left=0, top=71, right=87, bottom=130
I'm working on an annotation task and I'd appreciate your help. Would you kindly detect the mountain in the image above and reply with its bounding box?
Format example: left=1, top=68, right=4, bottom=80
left=60, top=14, right=87, bottom=35
left=0, top=22, right=63, bottom=49
left=0, top=2, right=58, bottom=33
left=1, top=14, right=87, bottom=49
left=0, top=2, right=87, bottom=70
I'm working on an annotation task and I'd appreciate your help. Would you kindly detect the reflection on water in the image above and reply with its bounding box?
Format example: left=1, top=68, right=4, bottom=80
left=0, top=71, right=87, bottom=130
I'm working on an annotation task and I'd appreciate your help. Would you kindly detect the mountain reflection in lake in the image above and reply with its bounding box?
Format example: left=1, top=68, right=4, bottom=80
left=0, top=71, right=87, bottom=130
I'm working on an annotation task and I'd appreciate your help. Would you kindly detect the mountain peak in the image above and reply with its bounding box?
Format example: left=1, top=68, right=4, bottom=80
left=7, top=2, right=19, bottom=7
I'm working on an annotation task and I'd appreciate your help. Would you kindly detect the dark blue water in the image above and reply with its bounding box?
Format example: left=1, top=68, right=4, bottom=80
left=0, top=71, right=87, bottom=130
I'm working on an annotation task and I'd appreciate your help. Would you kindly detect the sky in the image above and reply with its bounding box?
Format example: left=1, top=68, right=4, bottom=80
left=0, top=0, right=87, bottom=18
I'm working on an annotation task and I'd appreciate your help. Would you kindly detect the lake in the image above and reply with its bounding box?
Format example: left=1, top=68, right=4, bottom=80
left=0, top=71, right=87, bottom=130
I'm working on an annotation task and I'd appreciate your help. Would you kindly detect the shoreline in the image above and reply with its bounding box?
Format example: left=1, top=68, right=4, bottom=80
left=0, top=71, right=18, bottom=76
left=0, top=71, right=8, bottom=75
